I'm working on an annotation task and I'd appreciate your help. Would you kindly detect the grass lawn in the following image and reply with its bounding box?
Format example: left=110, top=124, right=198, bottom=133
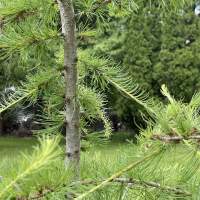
left=0, top=135, right=199, bottom=199
left=0, top=133, right=136, bottom=172
left=0, top=131, right=136, bottom=159
left=0, top=134, right=142, bottom=199
left=0, top=136, right=37, bottom=158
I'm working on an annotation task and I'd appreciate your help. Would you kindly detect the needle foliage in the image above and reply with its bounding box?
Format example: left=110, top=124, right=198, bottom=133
left=0, top=0, right=199, bottom=199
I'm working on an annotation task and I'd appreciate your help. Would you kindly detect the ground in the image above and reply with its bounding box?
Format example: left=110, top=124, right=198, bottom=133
left=0, top=133, right=140, bottom=199
left=0, top=134, right=196, bottom=199
left=0, top=136, right=37, bottom=158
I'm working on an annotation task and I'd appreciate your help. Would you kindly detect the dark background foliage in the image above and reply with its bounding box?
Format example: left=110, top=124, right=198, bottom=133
left=92, top=2, right=200, bottom=130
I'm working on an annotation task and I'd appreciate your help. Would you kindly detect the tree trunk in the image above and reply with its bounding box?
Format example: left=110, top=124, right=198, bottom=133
left=0, top=115, right=3, bottom=135
left=57, top=0, right=80, bottom=178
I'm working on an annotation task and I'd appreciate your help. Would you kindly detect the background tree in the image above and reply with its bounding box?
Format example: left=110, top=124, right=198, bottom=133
left=94, top=1, right=200, bottom=129
left=0, top=0, right=193, bottom=179
left=155, top=6, right=200, bottom=100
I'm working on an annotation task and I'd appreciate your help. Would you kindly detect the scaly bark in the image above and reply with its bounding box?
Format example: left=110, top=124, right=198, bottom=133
left=57, top=0, right=80, bottom=178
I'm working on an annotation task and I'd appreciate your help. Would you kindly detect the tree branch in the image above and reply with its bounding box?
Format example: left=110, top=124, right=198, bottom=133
left=23, top=176, right=191, bottom=199
left=93, top=0, right=112, bottom=12
left=71, top=177, right=191, bottom=197
left=114, top=178, right=191, bottom=196
left=75, top=150, right=160, bottom=200
left=152, top=134, right=200, bottom=142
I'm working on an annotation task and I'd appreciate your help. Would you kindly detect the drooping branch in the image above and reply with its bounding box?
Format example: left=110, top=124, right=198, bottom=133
left=0, top=69, right=57, bottom=115
left=0, top=0, right=56, bottom=23
left=1, top=10, right=36, bottom=24
left=0, top=31, right=60, bottom=54
left=0, top=89, right=36, bottom=114
left=78, top=51, right=157, bottom=116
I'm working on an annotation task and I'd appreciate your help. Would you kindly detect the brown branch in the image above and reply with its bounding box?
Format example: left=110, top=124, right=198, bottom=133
left=15, top=10, right=36, bottom=22
left=114, top=178, right=191, bottom=196
left=152, top=134, right=200, bottom=142
left=72, top=177, right=191, bottom=197
left=93, top=0, right=112, bottom=12
left=75, top=0, right=112, bottom=17
left=17, top=176, right=191, bottom=200
left=0, top=9, right=37, bottom=25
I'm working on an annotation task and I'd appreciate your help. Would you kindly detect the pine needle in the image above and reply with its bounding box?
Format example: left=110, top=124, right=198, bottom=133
left=75, top=149, right=161, bottom=200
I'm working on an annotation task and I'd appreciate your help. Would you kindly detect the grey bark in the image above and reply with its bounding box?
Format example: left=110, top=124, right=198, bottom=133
left=152, top=134, right=200, bottom=142
left=57, top=0, right=80, bottom=178
left=0, top=115, right=3, bottom=135
left=0, top=20, right=3, bottom=135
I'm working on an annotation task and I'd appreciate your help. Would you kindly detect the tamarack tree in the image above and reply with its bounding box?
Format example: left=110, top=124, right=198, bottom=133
left=0, top=0, right=193, bottom=180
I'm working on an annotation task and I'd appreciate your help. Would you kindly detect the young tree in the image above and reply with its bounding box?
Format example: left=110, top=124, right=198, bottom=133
left=56, top=0, right=80, bottom=174
left=0, top=0, right=139, bottom=178
left=0, top=0, right=192, bottom=179
left=57, top=1, right=194, bottom=175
